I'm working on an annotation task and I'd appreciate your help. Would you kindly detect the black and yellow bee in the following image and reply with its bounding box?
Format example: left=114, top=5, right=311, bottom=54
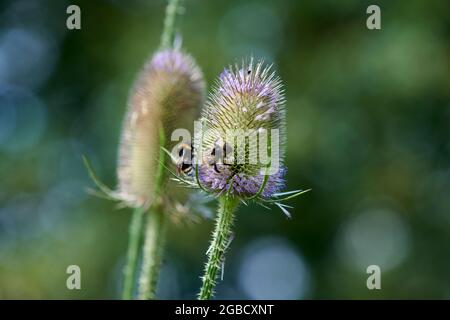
left=207, top=139, right=233, bottom=174
left=176, top=142, right=194, bottom=175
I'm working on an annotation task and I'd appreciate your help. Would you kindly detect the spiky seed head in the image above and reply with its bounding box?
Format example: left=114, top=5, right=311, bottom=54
left=198, top=59, right=286, bottom=199
left=117, top=49, right=205, bottom=207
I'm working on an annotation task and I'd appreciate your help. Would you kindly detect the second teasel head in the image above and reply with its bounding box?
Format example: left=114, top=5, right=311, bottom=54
left=117, top=49, right=205, bottom=208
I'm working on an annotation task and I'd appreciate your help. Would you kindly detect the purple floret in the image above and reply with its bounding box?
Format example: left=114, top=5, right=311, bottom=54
left=199, top=165, right=286, bottom=199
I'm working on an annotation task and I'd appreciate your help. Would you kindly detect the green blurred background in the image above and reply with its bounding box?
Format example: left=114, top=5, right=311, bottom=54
left=0, top=0, right=449, bottom=299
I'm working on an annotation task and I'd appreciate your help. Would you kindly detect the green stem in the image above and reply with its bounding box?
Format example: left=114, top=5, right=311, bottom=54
left=138, top=208, right=167, bottom=300
left=160, top=0, right=182, bottom=49
left=122, top=0, right=182, bottom=300
left=137, top=126, right=167, bottom=299
left=122, top=207, right=146, bottom=300
left=198, top=196, right=239, bottom=300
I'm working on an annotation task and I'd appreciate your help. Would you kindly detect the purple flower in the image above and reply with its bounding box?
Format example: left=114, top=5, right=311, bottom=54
left=198, top=59, right=286, bottom=199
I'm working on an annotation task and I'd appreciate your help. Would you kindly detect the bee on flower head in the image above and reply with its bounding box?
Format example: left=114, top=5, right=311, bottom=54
left=173, top=137, right=235, bottom=177
left=175, top=142, right=195, bottom=176
left=205, top=138, right=233, bottom=174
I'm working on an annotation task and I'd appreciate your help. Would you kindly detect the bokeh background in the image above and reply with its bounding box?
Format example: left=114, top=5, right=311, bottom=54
left=0, top=0, right=449, bottom=299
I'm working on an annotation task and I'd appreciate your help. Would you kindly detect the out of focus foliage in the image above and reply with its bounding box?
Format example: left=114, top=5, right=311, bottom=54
left=0, top=0, right=449, bottom=299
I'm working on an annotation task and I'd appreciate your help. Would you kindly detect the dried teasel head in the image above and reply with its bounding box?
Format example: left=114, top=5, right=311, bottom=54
left=116, top=49, right=205, bottom=208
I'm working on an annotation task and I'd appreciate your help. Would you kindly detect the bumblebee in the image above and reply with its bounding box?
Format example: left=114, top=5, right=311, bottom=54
left=207, top=139, right=233, bottom=173
left=176, top=142, right=194, bottom=175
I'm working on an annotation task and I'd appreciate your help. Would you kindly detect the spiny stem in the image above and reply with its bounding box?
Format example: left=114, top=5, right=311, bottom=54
left=198, top=196, right=239, bottom=300
left=160, top=0, right=182, bottom=49
left=138, top=207, right=167, bottom=300
left=122, top=206, right=146, bottom=299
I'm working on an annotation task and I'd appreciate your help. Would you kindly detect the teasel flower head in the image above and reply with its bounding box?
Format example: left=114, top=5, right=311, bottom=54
left=196, top=59, right=312, bottom=300
left=116, top=48, right=205, bottom=208
left=196, top=59, right=287, bottom=201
